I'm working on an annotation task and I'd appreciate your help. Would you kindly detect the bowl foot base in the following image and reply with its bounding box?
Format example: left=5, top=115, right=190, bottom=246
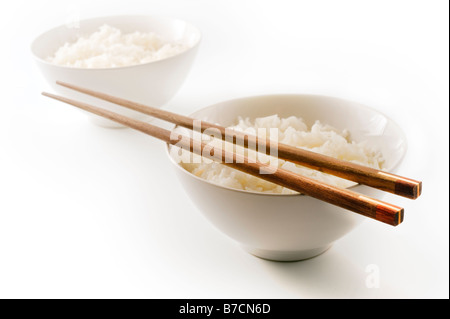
left=242, top=245, right=331, bottom=262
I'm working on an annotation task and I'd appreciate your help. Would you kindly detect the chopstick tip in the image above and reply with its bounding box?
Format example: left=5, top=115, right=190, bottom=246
left=397, top=207, right=404, bottom=226
left=416, top=181, right=423, bottom=198
left=375, top=203, right=404, bottom=226
left=394, top=178, right=422, bottom=200
left=42, top=91, right=62, bottom=102
left=56, top=80, right=70, bottom=88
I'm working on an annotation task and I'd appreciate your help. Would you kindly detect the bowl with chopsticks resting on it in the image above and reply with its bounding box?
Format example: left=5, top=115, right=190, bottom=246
left=41, top=85, right=422, bottom=262
left=31, top=15, right=201, bottom=128
left=166, top=95, right=422, bottom=261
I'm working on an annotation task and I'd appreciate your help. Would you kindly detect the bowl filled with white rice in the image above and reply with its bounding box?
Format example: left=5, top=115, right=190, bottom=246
left=167, top=94, right=407, bottom=261
left=31, top=15, right=201, bottom=127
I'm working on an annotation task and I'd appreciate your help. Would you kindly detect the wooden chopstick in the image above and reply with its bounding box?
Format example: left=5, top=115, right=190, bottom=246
left=55, top=81, right=422, bottom=200
left=42, top=91, right=404, bottom=226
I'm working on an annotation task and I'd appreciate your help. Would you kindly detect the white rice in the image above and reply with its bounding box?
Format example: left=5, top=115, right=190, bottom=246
left=179, top=114, right=385, bottom=194
left=47, top=24, right=189, bottom=68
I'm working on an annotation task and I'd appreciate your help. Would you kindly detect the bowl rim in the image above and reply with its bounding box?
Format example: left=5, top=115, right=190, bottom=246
left=30, top=14, right=202, bottom=71
left=165, top=93, right=408, bottom=197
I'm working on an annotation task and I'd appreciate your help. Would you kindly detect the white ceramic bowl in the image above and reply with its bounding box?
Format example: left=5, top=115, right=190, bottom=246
left=167, top=94, right=407, bottom=261
left=31, top=15, right=201, bottom=127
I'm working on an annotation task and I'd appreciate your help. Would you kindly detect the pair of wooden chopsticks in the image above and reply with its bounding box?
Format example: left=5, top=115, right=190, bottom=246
left=42, top=82, right=422, bottom=226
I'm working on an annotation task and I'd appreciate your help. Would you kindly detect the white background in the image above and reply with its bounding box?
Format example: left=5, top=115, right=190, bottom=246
left=0, top=0, right=448, bottom=298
